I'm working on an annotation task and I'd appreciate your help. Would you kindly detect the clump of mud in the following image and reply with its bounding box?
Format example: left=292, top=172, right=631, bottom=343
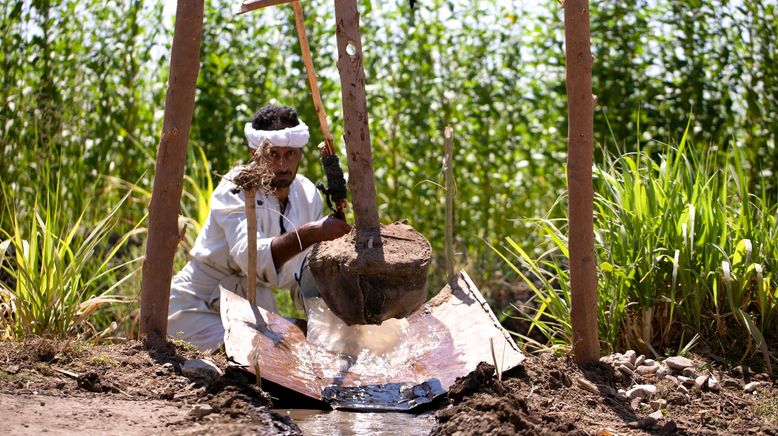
left=431, top=362, right=563, bottom=436
left=308, top=222, right=431, bottom=325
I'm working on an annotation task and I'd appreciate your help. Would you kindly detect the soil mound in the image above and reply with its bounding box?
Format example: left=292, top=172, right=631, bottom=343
left=308, top=222, right=431, bottom=325
left=0, top=337, right=300, bottom=435
left=430, top=354, right=778, bottom=435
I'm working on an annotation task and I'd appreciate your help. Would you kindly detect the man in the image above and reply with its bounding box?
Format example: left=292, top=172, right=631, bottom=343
left=168, top=104, right=350, bottom=352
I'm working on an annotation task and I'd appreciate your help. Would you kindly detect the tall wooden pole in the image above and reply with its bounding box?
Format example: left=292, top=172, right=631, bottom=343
left=140, top=0, right=205, bottom=340
left=291, top=0, right=348, bottom=217
left=443, top=126, right=456, bottom=281
left=333, top=0, right=380, bottom=247
left=564, top=0, right=600, bottom=364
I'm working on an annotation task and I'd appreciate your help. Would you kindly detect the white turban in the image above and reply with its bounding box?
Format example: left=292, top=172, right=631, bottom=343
left=244, top=121, right=310, bottom=151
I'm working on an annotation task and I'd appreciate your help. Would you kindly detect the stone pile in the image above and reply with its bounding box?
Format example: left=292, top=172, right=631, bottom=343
left=592, top=350, right=768, bottom=430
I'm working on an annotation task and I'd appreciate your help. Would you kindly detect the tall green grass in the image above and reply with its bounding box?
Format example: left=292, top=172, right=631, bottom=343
left=0, top=173, right=145, bottom=340
left=496, top=124, right=778, bottom=363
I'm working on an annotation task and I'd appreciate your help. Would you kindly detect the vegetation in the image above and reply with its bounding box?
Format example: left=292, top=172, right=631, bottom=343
left=0, top=0, right=776, bottom=363
left=495, top=121, right=777, bottom=362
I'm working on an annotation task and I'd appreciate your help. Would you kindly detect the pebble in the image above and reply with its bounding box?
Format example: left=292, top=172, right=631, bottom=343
left=635, top=355, right=646, bottom=368
left=665, top=356, right=694, bottom=371
left=635, top=362, right=660, bottom=376
left=677, top=375, right=693, bottom=386
left=664, top=375, right=678, bottom=385
left=677, top=385, right=690, bottom=395
left=656, top=366, right=670, bottom=379
left=682, top=367, right=699, bottom=378
left=722, top=378, right=740, bottom=389
left=624, top=350, right=637, bottom=365
left=618, top=364, right=634, bottom=376
left=190, top=404, right=215, bottom=419
left=648, top=410, right=663, bottom=421
left=616, top=389, right=628, bottom=401
left=643, top=359, right=656, bottom=366
left=707, top=376, right=721, bottom=392
left=630, top=397, right=643, bottom=411
left=621, top=360, right=636, bottom=371
left=744, top=382, right=762, bottom=393
left=694, top=375, right=708, bottom=389
left=182, top=359, right=223, bottom=384
left=626, top=384, right=657, bottom=399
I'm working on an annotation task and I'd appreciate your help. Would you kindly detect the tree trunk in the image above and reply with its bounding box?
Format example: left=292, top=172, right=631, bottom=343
left=564, top=0, right=600, bottom=364
left=139, top=0, right=204, bottom=340
left=333, top=0, right=380, bottom=246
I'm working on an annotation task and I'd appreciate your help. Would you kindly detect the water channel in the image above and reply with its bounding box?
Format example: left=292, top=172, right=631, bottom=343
left=278, top=409, right=436, bottom=436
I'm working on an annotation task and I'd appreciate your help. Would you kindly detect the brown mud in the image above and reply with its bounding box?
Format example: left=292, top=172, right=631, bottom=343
left=3, top=337, right=777, bottom=435
left=432, top=356, right=778, bottom=435
left=308, top=222, right=431, bottom=325
left=0, top=338, right=300, bottom=435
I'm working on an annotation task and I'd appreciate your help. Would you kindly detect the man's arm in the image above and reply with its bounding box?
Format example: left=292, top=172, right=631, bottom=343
left=270, top=215, right=351, bottom=270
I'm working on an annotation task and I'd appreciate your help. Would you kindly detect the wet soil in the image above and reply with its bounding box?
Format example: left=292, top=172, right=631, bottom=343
left=0, top=338, right=300, bottom=435
left=431, top=356, right=778, bottom=435
left=3, top=337, right=777, bottom=435
left=308, top=222, right=431, bottom=325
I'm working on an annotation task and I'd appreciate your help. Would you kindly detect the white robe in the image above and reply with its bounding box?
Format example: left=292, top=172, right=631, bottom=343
left=167, top=169, right=323, bottom=352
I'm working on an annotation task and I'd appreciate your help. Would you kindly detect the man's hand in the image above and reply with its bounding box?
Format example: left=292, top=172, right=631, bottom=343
left=270, top=215, right=350, bottom=271
left=305, top=214, right=351, bottom=243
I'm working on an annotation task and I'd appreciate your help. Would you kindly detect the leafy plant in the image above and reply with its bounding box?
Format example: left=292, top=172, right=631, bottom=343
left=0, top=176, right=145, bottom=340
left=497, top=121, right=777, bottom=363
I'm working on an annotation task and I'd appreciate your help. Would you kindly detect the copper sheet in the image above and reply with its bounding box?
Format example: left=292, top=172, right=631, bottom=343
left=221, top=271, right=524, bottom=411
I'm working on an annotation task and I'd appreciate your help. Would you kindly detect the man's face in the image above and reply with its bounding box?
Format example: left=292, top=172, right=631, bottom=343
left=264, top=146, right=302, bottom=189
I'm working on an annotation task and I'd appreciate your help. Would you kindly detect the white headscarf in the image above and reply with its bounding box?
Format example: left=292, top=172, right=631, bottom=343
left=244, top=121, right=310, bottom=151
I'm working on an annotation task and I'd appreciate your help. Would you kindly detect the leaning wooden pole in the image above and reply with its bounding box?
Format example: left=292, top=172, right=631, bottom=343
left=139, top=0, right=205, bottom=340
left=443, top=126, right=456, bottom=281
left=291, top=0, right=348, bottom=217
left=245, top=188, right=258, bottom=306
left=292, top=0, right=334, bottom=153
left=564, top=0, right=600, bottom=364
left=333, top=0, right=380, bottom=246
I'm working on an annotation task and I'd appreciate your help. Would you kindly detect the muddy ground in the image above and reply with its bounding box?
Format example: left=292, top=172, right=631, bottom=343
left=432, top=355, right=778, bottom=435
left=1, top=338, right=777, bottom=435
left=0, top=338, right=300, bottom=435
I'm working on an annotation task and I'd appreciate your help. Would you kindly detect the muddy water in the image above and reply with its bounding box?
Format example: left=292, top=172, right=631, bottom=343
left=281, top=297, right=442, bottom=424
left=278, top=409, right=436, bottom=436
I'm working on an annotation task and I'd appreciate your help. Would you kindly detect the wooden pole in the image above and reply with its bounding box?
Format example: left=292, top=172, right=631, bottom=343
left=333, top=0, right=380, bottom=246
left=443, top=126, right=456, bottom=281
left=139, top=0, right=205, bottom=340
left=291, top=0, right=348, bottom=216
left=564, top=0, right=600, bottom=364
left=292, top=0, right=334, bottom=154
left=246, top=188, right=258, bottom=305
